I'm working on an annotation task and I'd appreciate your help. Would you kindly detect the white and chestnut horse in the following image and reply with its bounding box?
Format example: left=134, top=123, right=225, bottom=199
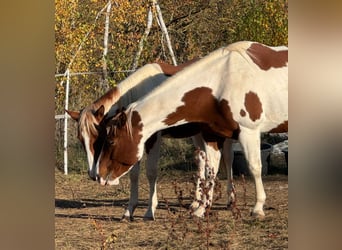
left=95, top=41, right=288, bottom=218
left=66, top=59, right=234, bottom=219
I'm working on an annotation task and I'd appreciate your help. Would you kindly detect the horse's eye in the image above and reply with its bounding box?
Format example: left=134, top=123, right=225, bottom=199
left=107, top=139, right=115, bottom=146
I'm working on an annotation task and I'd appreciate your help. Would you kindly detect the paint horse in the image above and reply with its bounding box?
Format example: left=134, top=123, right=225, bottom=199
left=66, top=60, right=234, bottom=219
left=95, top=41, right=288, bottom=218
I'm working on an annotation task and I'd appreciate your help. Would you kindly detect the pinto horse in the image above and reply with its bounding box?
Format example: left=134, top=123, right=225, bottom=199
left=95, top=41, right=288, bottom=217
left=66, top=59, right=234, bottom=219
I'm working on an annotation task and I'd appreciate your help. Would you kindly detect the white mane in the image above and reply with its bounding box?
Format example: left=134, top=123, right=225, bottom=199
left=79, top=105, right=98, bottom=137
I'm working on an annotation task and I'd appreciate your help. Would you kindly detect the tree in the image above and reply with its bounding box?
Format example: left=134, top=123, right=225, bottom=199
left=55, top=0, right=288, bottom=112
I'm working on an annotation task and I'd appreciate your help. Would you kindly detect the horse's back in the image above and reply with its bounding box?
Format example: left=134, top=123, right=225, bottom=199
left=221, top=42, right=288, bottom=132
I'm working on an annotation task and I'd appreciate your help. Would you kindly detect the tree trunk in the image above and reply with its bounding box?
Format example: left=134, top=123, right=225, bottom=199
left=131, top=6, right=153, bottom=71
left=101, top=0, right=112, bottom=91
left=154, top=1, right=177, bottom=66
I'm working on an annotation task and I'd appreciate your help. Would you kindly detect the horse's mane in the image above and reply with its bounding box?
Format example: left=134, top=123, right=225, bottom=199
left=104, top=103, right=137, bottom=140
left=79, top=105, right=99, bottom=137
left=124, top=103, right=137, bottom=139
left=78, top=63, right=169, bottom=140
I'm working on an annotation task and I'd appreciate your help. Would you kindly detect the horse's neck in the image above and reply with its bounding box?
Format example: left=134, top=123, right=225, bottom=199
left=106, top=63, right=166, bottom=114
left=118, top=64, right=163, bottom=94
left=134, top=51, right=230, bottom=141
left=117, top=73, right=168, bottom=109
left=93, top=61, right=197, bottom=116
left=93, top=87, right=120, bottom=113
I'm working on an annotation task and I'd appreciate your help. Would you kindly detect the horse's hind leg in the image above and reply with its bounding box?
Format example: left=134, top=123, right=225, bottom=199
left=222, top=138, right=235, bottom=206
left=239, top=127, right=266, bottom=217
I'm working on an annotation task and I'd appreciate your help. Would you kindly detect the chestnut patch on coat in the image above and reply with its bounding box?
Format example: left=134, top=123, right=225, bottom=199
left=163, top=87, right=239, bottom=138
left=244, top=91, right=263, bottom=122
left=247, top=43, right=288, bottom=70
left=268, top=120, right=288, bottom=133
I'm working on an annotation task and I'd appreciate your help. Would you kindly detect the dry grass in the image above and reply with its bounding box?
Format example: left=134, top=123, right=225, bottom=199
left=55, top=168, right=288, bottom=249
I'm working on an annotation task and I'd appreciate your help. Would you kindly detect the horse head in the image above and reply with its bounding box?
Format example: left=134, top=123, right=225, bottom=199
left=95, top=109, right=143, bottom=185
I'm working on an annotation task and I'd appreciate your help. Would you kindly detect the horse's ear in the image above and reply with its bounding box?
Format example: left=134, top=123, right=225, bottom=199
left=105, top=120, right=116, bottom=137
left=117, top=112, right=127, bottom=128
left=94, top=105, right=105, bottom=120
left=106, top=112, right=127, bottom=129
left=65, top=110, right=80, bottom=121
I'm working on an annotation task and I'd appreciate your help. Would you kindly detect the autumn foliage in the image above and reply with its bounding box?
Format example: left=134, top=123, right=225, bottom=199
left=55, top=0, right=287, bottom=112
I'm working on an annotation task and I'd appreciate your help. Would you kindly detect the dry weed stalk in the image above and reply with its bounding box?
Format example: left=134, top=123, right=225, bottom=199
left=163, top=148, right=241, bottom=249
left=229, top=179, right=242, bottom=220
left=92, top=219, right=106, bottom=249
left=241, top=174, right=247, bottom=208
left=161, top=186, right=191, bottom=248
left=92, top=219, right=117, bottom=249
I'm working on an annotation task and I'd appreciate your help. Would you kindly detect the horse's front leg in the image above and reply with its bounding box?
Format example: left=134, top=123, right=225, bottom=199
left=192, top=136, right=221, bottom=217
left=122, top=162, right=141, bottom=221
left=143, top=132, right=162, bottom=220
left=190, top=134, right=207, bottom=211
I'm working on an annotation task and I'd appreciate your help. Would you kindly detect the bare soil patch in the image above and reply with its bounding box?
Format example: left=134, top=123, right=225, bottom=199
left=55, top=169, right=288, bottom=249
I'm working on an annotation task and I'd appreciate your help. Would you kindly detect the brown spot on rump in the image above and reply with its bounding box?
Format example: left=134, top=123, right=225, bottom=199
left=99, top=110, right=143, bottom=179
left=244, top=91, right=263, bottom=122
left=247, top=43, right=288, bottom=70
left=268, top=120, right=288, bottom=133
left=157, top=58, right=200, bottom=76
left=240, top=109, right=246, bottom=117
left=163, top=87, right=240, bottom=138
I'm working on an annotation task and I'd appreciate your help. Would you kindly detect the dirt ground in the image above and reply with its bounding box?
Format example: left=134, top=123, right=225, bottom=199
left=55, top=168, right=288, bottom=250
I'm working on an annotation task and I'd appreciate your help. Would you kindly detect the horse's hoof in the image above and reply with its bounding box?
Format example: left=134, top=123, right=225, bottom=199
left=190, top=201, right=200, bottom=210
left=143, top=216, right=155, bottom=221
left=250, top=210, right=265, bottom=219
left=143, top=210, right=156, bottom=221
left=191, top=207, right=205, bottom=218
left=121, top=215, right=134, bottom=222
